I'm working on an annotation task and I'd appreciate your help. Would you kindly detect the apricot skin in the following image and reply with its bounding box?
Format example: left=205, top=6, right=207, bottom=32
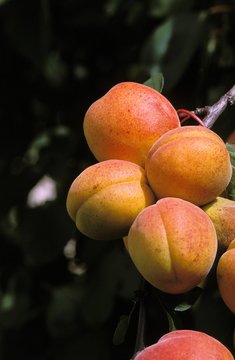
left=202, top=196, right=235, bottom=250
left=217, top=239, right=235, bottom=314
left=134, top=330, right=234, bottom=360
left=66, top=159, right=155, bottom=240
left=126, top=197, right=217, bottom=294
left=83, top=82, right=180, bottom=167
left=146, top=126, right=232, bottom=206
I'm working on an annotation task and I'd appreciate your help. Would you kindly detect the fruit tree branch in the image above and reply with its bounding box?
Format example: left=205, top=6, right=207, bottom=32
left=193, top=84, right=235, bottom=129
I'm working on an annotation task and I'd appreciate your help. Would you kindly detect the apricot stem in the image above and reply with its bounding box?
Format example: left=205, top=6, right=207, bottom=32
left=177, top=109, right=206, bottom=127
left=194, top=84, right=235, bottom=129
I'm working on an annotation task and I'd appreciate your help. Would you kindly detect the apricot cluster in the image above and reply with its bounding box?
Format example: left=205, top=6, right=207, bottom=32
left=66, top=81, right=233, bottom=302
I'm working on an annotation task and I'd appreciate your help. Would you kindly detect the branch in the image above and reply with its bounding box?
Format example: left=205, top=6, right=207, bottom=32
left=193, top=84, right=235, bottom=129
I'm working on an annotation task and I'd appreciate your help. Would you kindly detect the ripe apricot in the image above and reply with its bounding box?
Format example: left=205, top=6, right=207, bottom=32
left=83, top=81, right=180, bottom=167
left=217, top=239, right=235, bottom=314
left=146, top=126, right=232, bottom=206
left=125, top=197, right=217, bottom=294
left=202, top=196, right=235, bottom=250
left=66, top=159, right=155, bottom=240
left=134, top=330, right=234, bottom=360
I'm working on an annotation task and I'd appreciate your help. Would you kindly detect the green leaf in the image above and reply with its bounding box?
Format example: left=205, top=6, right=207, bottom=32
left=174, top=302, right=193, bottom=312
left=113, top=315, right=130, bottom=346
left=141, top=12, right=207, bottom=91
left=142, top=18, right=173, bottom=64
left=149, top=0, right=194, bottom=18
left=157, top=286, right=202, bottom=313
left=0, top=0, right=9, bottom=6
left=144, top=73, right=164, bottom=93
left=226, top=143, right=235, bottom=201
left=227, top=143, right=235, bottom=166
left=113, top=301, right=136, bottom=345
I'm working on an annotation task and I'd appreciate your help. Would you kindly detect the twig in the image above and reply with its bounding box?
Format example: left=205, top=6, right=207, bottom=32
left=193, top=84, right=235, bottom=129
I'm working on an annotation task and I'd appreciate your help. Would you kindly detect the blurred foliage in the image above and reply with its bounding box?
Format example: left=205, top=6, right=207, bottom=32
left=0, top=0, right=235, bottom=359
left=227, top=143, right=235, bottom=200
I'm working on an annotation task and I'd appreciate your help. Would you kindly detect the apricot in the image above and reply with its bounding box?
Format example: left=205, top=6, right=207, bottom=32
left=125, top=197, right=217, bottom=294
left=83, top=81, right=180, bottom=167
left=134, top=330, right=234, bottom=360
left=66, top=159, right=155, bottom=240
left=217, top=239, right=235, bottom=314
left=145, top=126, right=232, bottom=206
left=202, top=196, right=235, bottom=250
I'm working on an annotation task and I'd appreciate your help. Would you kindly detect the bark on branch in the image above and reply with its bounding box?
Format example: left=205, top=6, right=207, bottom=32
left=193, top=84, right=235, bottom=129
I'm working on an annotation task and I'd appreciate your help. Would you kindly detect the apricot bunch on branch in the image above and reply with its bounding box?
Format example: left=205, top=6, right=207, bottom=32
left=66, top=81, right=233, bottom=286
left=66, top=80, right=235, bottom=358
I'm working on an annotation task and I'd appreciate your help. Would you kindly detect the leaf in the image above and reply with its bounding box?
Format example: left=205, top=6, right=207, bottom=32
left=158, top=286, right=202, bottom=313
left=141, top=12, right=207, bottom=91
left=113, top=315, right=130, bottom=346
left=144, top=73, right=164, bottom=93
left=149, top=0, right=194, bottom=18
left=174, top=302, right=193, bottom=312
left=113, top=301, right=136, bottom=345
left=226, top=143, right=235, bottom=201
left=227, top=143, right=235, bottom=165
left=142, top=18, right=173, bottom=64
left=0, top=0, right=9, bottom=6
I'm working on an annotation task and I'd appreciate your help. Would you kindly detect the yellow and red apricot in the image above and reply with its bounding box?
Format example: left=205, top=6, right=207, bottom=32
left=134, top=330, right=234, bottom=360
left=145, top=126, right=232, bottom=206
left=66, top=159, right=155, bottom=240
left=217, top=239, right=235, bottom=314
left=202, top=196, right=235, bottom=250
left=125, top=197, right=217, bottom=294
left=83, top=81, right=180, bottom=167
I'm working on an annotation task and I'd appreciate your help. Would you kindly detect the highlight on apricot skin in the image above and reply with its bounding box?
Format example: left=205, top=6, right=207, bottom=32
left=217, top=239, right=235, bottom=314
left=145, top=126, right=232, bottom=206
left=83, top=81, right=180, bottom=167
left=66, top=159, right=156, bottom=240
left=126, top=197, right=217, bottom=294
left=134, top=330, right=235, bottom=360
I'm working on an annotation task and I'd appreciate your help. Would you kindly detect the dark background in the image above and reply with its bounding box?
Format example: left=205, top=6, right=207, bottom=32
left=0, top=0, right=235, bottom=359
